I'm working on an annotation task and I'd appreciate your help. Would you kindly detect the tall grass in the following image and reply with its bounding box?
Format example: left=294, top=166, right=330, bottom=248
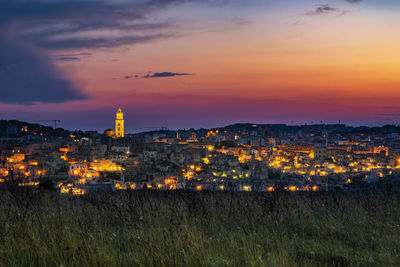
left=0, top=188, right=399, bottom=266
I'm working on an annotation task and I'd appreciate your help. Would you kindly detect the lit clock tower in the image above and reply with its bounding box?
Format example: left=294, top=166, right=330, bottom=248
left=115, top=107, right=124, bottom=138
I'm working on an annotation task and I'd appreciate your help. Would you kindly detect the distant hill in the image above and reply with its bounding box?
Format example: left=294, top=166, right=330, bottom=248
left=0, top=120, right=69, bottom=138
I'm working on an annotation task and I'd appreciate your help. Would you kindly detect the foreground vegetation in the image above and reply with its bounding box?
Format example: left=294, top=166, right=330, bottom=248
left=0, top=187, right=399, bottom=266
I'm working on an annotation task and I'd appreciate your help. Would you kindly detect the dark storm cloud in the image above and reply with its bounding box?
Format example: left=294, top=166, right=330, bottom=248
left=0, top=38, right=87, bottom=105
left=0, top=0, right=204, bottom=50
left=304, top=5, right=348, bottom=16
left=0, top=0, right=203, bottom=104
left=0, top=1, right=191, bottom=22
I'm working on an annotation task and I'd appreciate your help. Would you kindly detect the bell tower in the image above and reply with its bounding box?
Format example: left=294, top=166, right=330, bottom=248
left=115, top=107, right=124, bottom=138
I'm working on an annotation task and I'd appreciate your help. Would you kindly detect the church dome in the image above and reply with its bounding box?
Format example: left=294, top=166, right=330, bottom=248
left=104, top=129, right=115, bottom=137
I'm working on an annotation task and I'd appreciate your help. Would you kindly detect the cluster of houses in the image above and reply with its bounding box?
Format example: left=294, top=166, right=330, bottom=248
left=1, top=121, right=400, bottom=194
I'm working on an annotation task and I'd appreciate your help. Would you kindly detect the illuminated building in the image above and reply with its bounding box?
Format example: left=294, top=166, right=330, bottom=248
left=115, top=107, right=124, bottom=138
left=288, top=186, right=298, bottom=192
left=104, top=129, right=115, bottom=137
left=242, top=185, right=251, bottom=191
left=266, top=186, right=275, bottom=192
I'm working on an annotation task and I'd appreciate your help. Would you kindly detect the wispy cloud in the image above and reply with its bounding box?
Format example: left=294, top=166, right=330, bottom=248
left=57, top=57, right=81, bottom=61
left=345, top=0, right=362, bottom=3
left=376, top=113, right=400, bottom=117
left=304, top=5, right=348, bottom=16
left=1, top=1, right=211, bottom=50
left=143, top=72, right=193, bottom=78
left=57, top=53, right=92, bottom=57
left=55, top=53, right=92, bottom=61
left=119, top=72, right=193, bottom=79
left=124, top=75, right=139, bottom=79
left=383, top=106, right=400, bottom=110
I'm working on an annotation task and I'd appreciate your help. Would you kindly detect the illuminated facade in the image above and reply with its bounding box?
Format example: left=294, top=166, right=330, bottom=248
left=115, top=107, right=124, bottom=138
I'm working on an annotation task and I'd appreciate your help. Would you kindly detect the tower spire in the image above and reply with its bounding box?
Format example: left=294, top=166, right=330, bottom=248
left=115, top=107, right=124, bottom=138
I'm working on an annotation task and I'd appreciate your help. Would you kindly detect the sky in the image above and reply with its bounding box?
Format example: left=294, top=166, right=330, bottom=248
left=1, top=0, right=400, bottom=132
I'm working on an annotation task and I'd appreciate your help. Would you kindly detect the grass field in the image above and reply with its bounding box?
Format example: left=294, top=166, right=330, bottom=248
left=0, top=188, right=399, bottom=266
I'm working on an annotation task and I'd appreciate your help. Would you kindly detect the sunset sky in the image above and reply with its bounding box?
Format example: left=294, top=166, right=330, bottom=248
left=1, top=0, right=400, bottom=132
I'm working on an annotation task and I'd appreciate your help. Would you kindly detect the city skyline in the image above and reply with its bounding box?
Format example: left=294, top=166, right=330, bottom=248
left=1, top=0, right=400, bottom=131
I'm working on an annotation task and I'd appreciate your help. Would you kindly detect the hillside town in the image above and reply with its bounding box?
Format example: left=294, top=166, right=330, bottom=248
left=1, top=108, right=400, bottom=195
